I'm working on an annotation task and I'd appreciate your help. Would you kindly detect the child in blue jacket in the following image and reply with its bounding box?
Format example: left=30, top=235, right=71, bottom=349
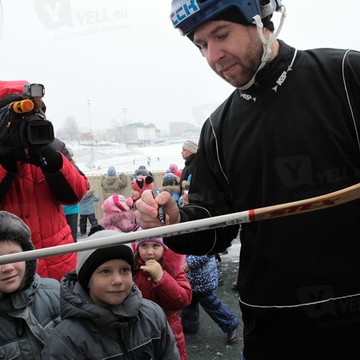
left=181, top=254, right=240, bottom=345
left=79, top=189, right=99, bottom=235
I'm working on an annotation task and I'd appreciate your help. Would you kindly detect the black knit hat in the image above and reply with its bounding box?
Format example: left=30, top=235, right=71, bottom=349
left=213, top=8, right=248, bottom=25
left=215, top=7, right=274, bottom=30
left=0, top=211, right=37, bottom=291
left=188, top=7, right=273, bottom=41
left=76, top=230, right=135, bottom=289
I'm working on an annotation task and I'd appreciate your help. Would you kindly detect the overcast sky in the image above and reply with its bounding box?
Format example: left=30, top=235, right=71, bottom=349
left=0, top=0, right=359, bottom=134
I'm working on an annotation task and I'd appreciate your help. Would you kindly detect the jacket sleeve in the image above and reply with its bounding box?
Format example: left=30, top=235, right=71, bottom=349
left=159, top=310, right=181, bottom=360
left=153, top=269, right=192, bottom=311
left=344, top=50, right=360, bottom=148
left=43, top=152, right=88, bottom=204
left=186, top=255, right=211, bottom=271
left=164, top=109, right=239, bottom=255
left=0, top=169, right=16, bottom=203
left=42, top=331, right=79, bottom=360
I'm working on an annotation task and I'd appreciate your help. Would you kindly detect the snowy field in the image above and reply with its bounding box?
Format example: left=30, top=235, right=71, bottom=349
left=68, top=140, right=188, bottom=176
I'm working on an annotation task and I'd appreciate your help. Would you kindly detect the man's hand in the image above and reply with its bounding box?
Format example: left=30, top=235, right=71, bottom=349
left=135, top=189, right=181, bottom=229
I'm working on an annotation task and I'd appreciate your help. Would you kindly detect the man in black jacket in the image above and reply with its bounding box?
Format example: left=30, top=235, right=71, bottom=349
left=136, top=1, right=360, bottom=359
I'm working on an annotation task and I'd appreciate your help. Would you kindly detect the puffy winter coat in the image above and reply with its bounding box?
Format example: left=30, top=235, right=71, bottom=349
left=79, top=189, right=99, bottom=215
left=0, top=274, right=61, bottom=360
left=0, top=139, right=88, bottom=281
left=101, top=173, right=127, bottom=199
left=160, top=184, right=181, bottom=203
left=185, top=255, right=218, bottom=293
left=42, top=272, right=180, bottom=360
left=133, top=246, right=192, bottom=360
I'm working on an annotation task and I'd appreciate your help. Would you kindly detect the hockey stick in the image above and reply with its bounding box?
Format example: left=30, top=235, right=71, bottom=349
left=0, top=182, right=360, bottom=264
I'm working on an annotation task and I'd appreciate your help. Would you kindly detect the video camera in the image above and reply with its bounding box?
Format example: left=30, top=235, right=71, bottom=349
left=0, top=83, right=54, bottom=154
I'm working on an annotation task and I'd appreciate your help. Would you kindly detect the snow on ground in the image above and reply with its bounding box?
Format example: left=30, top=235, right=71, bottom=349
left=68, top=140, right=187, bottom=176
left=221, top=235, right=241, bottom=264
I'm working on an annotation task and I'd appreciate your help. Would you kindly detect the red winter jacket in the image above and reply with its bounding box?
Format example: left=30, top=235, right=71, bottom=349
left=133, top=246, right=192, bottom=360
left=0, top=150, right=88, bottom=281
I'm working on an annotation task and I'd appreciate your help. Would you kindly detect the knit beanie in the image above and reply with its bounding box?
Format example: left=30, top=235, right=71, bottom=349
left=187, top=6, right=273, bottom=41
left=212, top=6, right=274, bottom=30
left=76, top=230, right=135, bottom=289
left=0, top=211, right=37, bottom=291
left=102, top=194, right=133, bottom=214
left=183, top=140, right=198, bottom=154
left=100, top=195, right=136, bottom=232
left=131, top=175, right=154, bottom=194
left=169, top=163, right=178, bottom=173
left=136, top=237, right=168, bottom=251
left=212, top=7, right=248, bottom=26
left=107, top=166, right=116, bottom=176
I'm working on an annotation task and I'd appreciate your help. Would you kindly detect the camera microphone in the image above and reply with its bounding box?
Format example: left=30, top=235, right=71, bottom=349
left=12, top=99, right=34, bottom=114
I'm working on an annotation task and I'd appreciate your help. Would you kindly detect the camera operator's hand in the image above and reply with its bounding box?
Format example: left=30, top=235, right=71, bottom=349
left=18, top=144, right=62, bottom=173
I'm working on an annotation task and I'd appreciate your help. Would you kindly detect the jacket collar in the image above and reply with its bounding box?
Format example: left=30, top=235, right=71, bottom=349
left=238, top=40, right=297, bottom=98
left=0, top=274, right=38, bottom=310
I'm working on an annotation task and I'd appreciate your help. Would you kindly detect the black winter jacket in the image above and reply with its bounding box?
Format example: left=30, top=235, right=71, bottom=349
left=165, top=41, right=360, bottom=308
left=180, top=153, right=196, bottom=185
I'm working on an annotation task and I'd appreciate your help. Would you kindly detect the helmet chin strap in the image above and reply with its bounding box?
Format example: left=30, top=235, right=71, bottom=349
left=238, top=5, right=287, bottom=91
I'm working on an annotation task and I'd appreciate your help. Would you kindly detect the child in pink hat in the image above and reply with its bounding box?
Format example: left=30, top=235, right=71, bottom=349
left=99, top=194, right=136, bottom=232
left=133, top=232, right=191, bottom=360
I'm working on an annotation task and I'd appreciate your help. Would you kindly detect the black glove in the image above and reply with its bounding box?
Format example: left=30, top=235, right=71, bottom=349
left=19, top=145, right=62, bottom=173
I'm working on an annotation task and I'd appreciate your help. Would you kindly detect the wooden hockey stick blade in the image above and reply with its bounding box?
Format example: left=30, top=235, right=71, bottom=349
left=0, top=182, right=359, bottom=264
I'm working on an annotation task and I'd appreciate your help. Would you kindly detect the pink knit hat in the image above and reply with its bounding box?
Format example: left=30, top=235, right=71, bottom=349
left=169, top=163, right=178, bottom=173
left=102, top=194, right=133, bottom=213
left=135, top=227, right=168, bottom=250
left=100, top=195, right=136, bottom=233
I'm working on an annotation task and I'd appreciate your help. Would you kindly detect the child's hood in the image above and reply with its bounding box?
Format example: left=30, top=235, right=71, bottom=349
left=60, top=271, right=142, bottom=329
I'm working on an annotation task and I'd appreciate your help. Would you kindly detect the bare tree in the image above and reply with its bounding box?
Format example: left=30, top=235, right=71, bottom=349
left=57, top=116, right=80, bottom=141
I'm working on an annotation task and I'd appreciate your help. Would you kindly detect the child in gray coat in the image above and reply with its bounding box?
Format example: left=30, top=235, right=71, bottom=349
left=42, top=230, right=180, bottom=360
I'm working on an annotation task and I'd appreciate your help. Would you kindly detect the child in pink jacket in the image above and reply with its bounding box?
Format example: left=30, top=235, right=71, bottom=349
left=133, top=235, right=192, bottom=360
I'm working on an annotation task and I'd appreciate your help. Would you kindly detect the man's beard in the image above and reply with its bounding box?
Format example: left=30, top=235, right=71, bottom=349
left=215, top=37, right=263, bottom=88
